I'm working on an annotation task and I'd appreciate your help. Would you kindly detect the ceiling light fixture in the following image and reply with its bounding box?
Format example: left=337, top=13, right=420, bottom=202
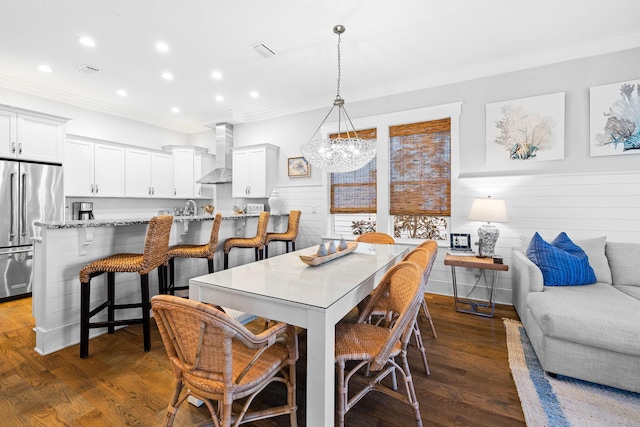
left=215, top=95, right=224, bottom=102
left=300, top=25, right=376, bottom=173
left=250, top=91, right=259, bottom=99
left=161, top=72, right=173, bottom=80
left=156, top=42, right=169, bottom=52
left=211, top=71, right=222, bottom=80
left=116, top=89, right=128, bottom=97
left=171, top=107, right=180, bottom=113
left=79, top=37, right=96, bottom=47
left=37, top=64, right=53, bottom=73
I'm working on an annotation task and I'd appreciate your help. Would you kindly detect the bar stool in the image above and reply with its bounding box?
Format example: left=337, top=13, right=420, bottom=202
left=223, top=211, right=270, bottom=269
left=78, top=215, right=173, bottom=359
left=264, top=210, right=301, bottom=258
left=165, top=213, right=222, bottom=296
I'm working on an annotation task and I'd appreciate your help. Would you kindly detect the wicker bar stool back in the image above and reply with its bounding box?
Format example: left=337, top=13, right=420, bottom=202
left=78, top=215, right=173, bottom=359
left=151, top=294, right=299, bottom=427
left=416, top=239, right=439, bottom=338
left=335, top=261, right=425, bottom=427
left=355, top=231, right=395, bottom=244
left=166, top=213, right=222, bottom=295
left=223, top=211, right=270, bottom=269
left=264, top=210, right=301, bottom=258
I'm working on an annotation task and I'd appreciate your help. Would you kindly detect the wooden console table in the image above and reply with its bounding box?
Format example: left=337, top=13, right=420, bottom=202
left=444, top=254, right=509, bottom=317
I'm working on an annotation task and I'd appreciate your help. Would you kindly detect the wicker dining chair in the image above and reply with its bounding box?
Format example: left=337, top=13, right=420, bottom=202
left=165, top=213, right=222, bottom=295
left=335, top=261, right=424, bottom=427
left=151, top=294, right=298, bottom=427
left=416, top=239, right=439, bottom=338
left=78, top=215, right=173, bottom=359
left=223, top=211, right=270, bottom=269
left=355, top=231, right=395, bottom=244
left=264, top=210, right=301, bottom=258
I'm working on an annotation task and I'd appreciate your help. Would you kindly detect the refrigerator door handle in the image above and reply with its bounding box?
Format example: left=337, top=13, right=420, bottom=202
left=9, top=172, right=16, bottom=242
left=21, top=172, right=27, bottom=240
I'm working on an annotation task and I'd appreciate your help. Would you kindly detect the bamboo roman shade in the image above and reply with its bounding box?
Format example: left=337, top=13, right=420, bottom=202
left=330, top=128, right=377, bottom=214
left=389, top=119, right=451, bottom=216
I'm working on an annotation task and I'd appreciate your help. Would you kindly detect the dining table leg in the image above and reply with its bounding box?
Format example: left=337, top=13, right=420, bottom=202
left=305, top=309, right=335, bottom=427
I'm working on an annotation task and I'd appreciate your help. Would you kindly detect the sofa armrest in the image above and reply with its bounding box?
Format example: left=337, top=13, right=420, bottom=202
left=511, top=249, right=544, bottom=320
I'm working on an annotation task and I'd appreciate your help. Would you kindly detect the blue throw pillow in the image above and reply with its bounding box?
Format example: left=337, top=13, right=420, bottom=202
left=526, top=232, right=597, bottom=286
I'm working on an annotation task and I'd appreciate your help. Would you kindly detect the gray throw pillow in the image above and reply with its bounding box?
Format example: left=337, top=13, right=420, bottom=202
left=575, top=236, right=611, bottom=285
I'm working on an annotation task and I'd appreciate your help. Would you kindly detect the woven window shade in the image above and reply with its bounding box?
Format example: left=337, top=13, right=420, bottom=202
left=330, top=128, right=377, bottom=214
left=389, top=119, right=451, bottom=216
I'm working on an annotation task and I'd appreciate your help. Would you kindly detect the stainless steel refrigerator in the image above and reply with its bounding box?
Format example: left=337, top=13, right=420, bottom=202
left=0, top=160, right=63, bottom=301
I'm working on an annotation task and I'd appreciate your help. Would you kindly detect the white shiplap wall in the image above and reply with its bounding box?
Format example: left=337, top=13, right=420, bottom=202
left=273, top=170, right=640, bottom=305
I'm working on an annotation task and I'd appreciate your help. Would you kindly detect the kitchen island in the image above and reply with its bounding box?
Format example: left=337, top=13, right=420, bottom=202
left=32, top=213, right=288, bottom=355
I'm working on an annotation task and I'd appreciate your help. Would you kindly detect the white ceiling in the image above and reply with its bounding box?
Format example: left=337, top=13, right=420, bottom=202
left=1, top=0, right=639, bottom=133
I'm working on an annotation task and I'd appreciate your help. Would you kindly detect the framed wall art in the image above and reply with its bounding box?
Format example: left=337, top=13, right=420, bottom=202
left=590, top=78, right=640, bottom=157
left=486, top=92, right=565, bottom=165
left=288, top=156, right=310, bottom=177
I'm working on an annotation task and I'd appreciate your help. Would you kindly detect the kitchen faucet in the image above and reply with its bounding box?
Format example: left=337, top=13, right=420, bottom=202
left=184, top=199, right=197, bottom=216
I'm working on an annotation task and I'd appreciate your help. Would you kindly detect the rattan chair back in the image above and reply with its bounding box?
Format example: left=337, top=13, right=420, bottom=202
left=139, top=215, right=174, bottom=275
left=358, top=261, right=422, bottom=371
left=266, top=210, right=301, bottom=243
left=151, top=294, right=298, bottom=426
left=204, top=213, right=223, bottom=256
left=355, top=232, right=395, bottom=244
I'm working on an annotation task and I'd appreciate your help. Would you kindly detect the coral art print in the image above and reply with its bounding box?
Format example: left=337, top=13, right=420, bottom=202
left=486, top=92, right=565, bottom=165
left=590, top=79, right=640, bottom=157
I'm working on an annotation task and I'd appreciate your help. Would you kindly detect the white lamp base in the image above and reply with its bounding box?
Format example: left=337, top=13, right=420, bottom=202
left=477, top=224, right=499, bottom=257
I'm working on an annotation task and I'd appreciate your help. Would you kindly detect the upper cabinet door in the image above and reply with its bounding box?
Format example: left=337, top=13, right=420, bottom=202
left=151, top=152, right=173, bottom=198
left=0, top=110, right=17, bottom=158
left=125, top=147, right=152, bottom=197
left=232, top=144, right=278, bottom=198
left=64, top=139, right=95, bottom=197
left=93, top=143, right=125, bottom=197
left=231, top=149, right=251, bottom=198
left=17, top=114, right=65, bottom=163
left=172, top=148, right=194, bottom=198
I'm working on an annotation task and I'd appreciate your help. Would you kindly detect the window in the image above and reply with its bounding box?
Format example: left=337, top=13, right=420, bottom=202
left=390, top=119, right=451, bottom=240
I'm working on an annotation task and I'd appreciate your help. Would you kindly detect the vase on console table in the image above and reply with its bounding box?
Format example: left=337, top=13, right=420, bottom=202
left=268, top=187, right=282, bottom=215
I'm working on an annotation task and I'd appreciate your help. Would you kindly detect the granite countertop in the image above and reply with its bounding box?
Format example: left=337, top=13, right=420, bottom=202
left=35, top=212, right=289, bottom=229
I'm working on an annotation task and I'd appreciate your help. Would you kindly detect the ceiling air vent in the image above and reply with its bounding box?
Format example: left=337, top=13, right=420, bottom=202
left=77, top=64, right=102, bottom=75
left=251, top=43, right=276, bottom=58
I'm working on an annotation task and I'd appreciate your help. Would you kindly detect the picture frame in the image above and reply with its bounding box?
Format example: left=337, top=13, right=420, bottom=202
left=288, top=156, right=310, bottom=177
left=450, top=233, right=472, bottom=251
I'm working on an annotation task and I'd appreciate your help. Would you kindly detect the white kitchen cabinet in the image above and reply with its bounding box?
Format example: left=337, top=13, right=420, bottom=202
left=125, top=148, right=173, bottom=198
left=0, top=106, right=68, bottom=163
left=232, top=144, right=278, bottom=198
left=164, top=146, right=210, bottom=199
left=194, top=153, right=215, bottom=198
left=64, top=138, right=125, bottom=197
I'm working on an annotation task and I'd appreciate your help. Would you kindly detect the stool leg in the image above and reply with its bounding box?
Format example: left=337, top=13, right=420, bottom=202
left=80, top=280, right=90, bottom=359
left=207, top=258, right=214, bottom=274
left=254, top=248, right=259, bottom=261
left=141, top=273, right=151, bottom=352
left=224, top=253, right=229, bottom=269
left=107, top=272, right=115, bottom=334
left=292, top=242, right=296, bottom=252
left=285, top=242, right=290, bottom=253
left=265, top=244, right=269, bottom=259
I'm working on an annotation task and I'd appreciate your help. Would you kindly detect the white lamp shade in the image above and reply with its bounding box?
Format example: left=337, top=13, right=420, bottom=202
left=468, top=197, right=508, bottom=223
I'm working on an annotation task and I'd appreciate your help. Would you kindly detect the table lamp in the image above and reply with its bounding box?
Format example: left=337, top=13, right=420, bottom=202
left=468, top=196, right=508, bottom=257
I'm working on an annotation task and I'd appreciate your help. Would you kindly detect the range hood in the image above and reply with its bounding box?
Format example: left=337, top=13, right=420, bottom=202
left=197, top=123, right=233, bottom=184
left=197, top=167, right=232, bottom=184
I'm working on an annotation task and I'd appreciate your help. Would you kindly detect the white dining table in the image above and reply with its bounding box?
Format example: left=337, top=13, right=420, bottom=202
left=188, top=242, right=411, bottom=427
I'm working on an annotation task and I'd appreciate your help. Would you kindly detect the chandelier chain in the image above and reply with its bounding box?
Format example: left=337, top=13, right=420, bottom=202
left=336, top=31, right=341, bottom=98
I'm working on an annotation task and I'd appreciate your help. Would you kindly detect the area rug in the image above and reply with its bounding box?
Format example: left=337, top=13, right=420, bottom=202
left=503, top=318, right=640, bottom=427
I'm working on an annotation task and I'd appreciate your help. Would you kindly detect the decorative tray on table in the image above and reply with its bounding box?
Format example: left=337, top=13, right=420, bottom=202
left=299, top=242, right=358, bottom=266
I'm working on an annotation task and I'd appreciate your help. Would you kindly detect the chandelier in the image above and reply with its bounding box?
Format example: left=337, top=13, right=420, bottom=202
left=300, top=25, right=377, bottom=173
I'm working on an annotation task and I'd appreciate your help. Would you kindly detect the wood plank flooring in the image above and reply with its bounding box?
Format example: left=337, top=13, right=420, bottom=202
left=0, top=294, right=525, bottom=426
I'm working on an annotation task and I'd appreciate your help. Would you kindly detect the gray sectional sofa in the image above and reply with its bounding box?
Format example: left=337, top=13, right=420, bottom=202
left=512, top=237, right=640, bottom=393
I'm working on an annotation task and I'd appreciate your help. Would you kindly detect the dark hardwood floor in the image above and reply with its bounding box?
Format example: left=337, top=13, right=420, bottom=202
left=0, top=294, right=525, bottom=426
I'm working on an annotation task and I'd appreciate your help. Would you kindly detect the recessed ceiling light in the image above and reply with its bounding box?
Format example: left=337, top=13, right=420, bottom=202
left=171, top=107, right=180, bottom=113
left=116, top=89, right=128, bottom=97
left=250, top=91, right=259, bottom=99
left=161, top=72, right=174, bottom=80
left=156, top=42, right=169, bottom=53
left=211, top=71, right=222, bottom=80
left=79, top=37, right=96, bottom=47
left=215, top=95, right=224, bottom=102
left=38, top=64, right=53, bottom=73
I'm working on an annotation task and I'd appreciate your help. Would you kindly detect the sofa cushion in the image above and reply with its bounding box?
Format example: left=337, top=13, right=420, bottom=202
left=575, top=236, right=612, bottom=285
left=606, top=242, right=640, bottom=286
left=526, top=232, right=596, bottom=286
left=614, top=285, right=640, bottom=301
left=527, top=283, right=640, bottom=356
